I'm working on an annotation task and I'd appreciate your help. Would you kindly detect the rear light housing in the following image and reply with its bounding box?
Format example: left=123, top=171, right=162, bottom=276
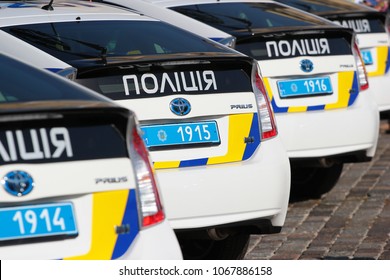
left=252, top=64, right=278, bottom=140
left=352, top=37, right=369, bottom=91
left=128, top=118, right=165, bottom=228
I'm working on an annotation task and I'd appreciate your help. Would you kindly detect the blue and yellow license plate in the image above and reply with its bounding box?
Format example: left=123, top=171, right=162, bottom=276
left=0, top=203, right=77, bottom=241
left=141, top=121, right=220, bottom=148
left=277, top=77, right=333, bottom=98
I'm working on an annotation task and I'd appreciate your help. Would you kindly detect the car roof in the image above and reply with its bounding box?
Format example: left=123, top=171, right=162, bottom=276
left=0, top=1, right=154, bottom=26
left=148, top=0, right=347, bottom=36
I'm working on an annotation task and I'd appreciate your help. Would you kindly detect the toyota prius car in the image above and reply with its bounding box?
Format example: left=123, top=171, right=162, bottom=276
left=0, top=53, right=182, bottom=260
left=127, top=0, right=380, bottom=199
left=0, top=1, right=291, bottom=259
left=275, top=0, right=390, bottom=116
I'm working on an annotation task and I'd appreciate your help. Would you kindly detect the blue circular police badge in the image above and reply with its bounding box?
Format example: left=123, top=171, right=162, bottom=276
left=2, top=170, right=34, bottom=197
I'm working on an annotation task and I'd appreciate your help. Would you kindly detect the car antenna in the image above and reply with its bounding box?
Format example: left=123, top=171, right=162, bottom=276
left=42, top=0, right=54, bottom=11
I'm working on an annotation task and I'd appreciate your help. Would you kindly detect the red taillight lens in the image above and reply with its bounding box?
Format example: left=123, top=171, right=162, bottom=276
left=129, top=125, right=164, bottom=228
left=352, top=38, right=369, bottom=91
left=252, top=65, right=278, bottom=140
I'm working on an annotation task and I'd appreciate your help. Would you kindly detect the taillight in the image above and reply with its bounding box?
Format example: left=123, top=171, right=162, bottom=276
left=252, top=64, right=277, bottom=140
left=352, top=37, right=369, bottom=91
left=129, top=123, right=164, bottom=228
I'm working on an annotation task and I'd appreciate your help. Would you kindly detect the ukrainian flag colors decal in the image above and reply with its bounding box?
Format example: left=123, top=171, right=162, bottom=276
left=264, top=71, right=359, bottom=113
left=65, top=189, right=139, bottom=260
left=153, top=113, right=261, bottom=169
left=368, top=46, right=389, bottom=76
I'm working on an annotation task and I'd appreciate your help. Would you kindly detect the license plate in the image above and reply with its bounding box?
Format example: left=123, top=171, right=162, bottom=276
left=277, top=77, right=333, bottom=98
left=361, top=50, right=373, bottom=65
left=141, top=121, right=220, bottom=148
left=0, top=203, right=77, bottom=241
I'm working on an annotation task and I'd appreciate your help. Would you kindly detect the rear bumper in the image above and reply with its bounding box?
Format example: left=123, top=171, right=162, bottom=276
left=369, top=71, right=390, bottom=113
left=155, top=135, right=291, bottom=231
left=120, top=220, right=183, bottom=260
left=276, top=88, right=380, bottom=159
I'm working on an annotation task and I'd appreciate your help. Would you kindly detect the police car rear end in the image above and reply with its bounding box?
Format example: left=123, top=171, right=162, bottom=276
left=0, top=1, right=291, bottom=259
left=275, top=0, right=390, bottom=115
left=140, top=0, right=380, bottom=198
left=0, top=53, right=181, bottom=260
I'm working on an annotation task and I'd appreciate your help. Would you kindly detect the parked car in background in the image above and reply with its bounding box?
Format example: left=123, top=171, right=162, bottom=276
left=129, top=0, right=380, bottom=198
left=274, top=0, right=390, bottom=117
left=0, top=1, right=291, bottom=259
left=0, top=53, right=182, bottom=260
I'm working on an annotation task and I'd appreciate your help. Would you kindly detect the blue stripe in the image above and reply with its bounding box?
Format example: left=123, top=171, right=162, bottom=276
left=243, top=113, right=261, bottom=160
left=271, top=99, right=289, bottom=113
left=45, top=68, right=64, bottom=73
left=348, top=72, right=360, bottom=107
left=111, top=189, right=139, bottom=259
left=209, top=37, right=224, bottom=42
left=385, top=47, right=390, bottom=74
left=179, top=158, right=208, bottom=167
left=307, top=105, right=325, bottom=111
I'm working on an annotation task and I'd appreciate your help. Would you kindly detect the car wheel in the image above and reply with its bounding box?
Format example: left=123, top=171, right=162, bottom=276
left=178, top=233, right=250, bottom=260
left=290, top=163, right=344, bottom=200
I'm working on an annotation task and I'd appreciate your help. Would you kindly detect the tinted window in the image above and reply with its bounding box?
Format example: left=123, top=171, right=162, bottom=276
left=1, top=20, right=230, bottom=63
left=276, top=0, right=386, bottom=33
left=275, top=0, right=344, bottom=13
left=0, top=54, right=103, bottom=103
left=171, top=2, right=330, bottom=33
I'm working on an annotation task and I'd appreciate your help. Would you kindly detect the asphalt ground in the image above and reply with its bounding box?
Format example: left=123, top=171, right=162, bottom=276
left=245, top=120, right=390, bottom=260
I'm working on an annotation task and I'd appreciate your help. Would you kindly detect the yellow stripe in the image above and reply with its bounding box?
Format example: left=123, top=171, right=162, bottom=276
left=368, top=46, right=388, bottom=77
left=325, top=71, right=353, bottom=110
left=287, top=106, right=308, bottom=113
left=154, top=161, right=180, bottom=169
left=207, top=114, right=252, bottom=164
left=65, top=190, right=129, bottom=260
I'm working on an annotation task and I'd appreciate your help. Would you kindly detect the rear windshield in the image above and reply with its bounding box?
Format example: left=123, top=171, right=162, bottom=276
left=275, top=0, right=386, bottom=33
left=1, top=20, right=230, bottom=63
left=171, top=2, right=331, bottom=33
left=275, top=0, right=350, bottom=13
left=0, top=54, right=102, bottom=103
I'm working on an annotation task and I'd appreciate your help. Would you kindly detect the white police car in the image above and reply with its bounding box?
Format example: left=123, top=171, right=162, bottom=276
left=0, top=1, right=291, bottom=259
left=0, top=53, right=182, bottom=260
left=275, top=0, right=390, bottom=115
left=122, top=0, right=380, bottom=198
